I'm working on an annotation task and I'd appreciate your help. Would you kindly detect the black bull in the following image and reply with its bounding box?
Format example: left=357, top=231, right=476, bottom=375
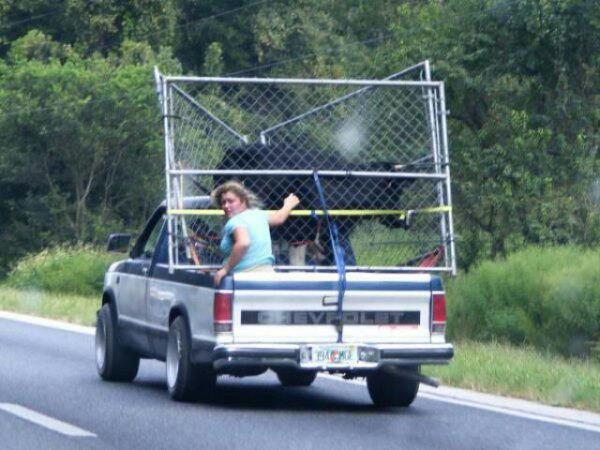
left=213, top=142, right=414, bottom=265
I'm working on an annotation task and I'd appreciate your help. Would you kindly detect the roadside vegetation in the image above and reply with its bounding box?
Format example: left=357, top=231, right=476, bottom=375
left=446, top=246, right=600, bottom=361
left=0, top=286, right=97, bottom=326
left=5, top=245, right=121, bottom=297
left=0, top=245, right=119, bottom=323
left=428, top=340, right=600, bottom=413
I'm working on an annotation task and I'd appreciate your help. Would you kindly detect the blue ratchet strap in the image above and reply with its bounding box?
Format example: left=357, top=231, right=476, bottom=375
left=312, top=171, right=347, bottom=343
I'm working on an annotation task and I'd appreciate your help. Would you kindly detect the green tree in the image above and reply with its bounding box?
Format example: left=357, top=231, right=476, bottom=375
left=0, top=32, right=181, bottom=272
left=202, top=41, right=224, bottom=76
left=0, top=0, right=178, bottom=57
left=380, top=0, right=599, bottom=267
left=173, top=0, right=259, bottom=74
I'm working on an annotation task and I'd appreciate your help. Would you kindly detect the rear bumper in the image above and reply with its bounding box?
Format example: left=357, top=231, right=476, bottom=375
left=212, top=343, right=453, bottom=372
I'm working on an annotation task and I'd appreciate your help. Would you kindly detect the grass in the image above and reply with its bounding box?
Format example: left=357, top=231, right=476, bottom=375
left=4, top=245, right=122, bottom=297
left=428, top=340, right=600, bottom=412
left=1, top=285, right=598, bottom=413
left=0, top=286, right=98, bottom=326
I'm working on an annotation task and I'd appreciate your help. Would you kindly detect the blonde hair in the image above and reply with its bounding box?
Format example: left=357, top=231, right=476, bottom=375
left=211, top=181, right=262, bottom=209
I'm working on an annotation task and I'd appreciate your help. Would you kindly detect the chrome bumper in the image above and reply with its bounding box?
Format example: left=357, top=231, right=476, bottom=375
left=212, top=343, right=453, bottom=372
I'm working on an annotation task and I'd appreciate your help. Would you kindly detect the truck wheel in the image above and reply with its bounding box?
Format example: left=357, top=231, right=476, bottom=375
left=276, top=369, right=317, bottom=387
left=95, top=303, right=140, bottom=382
left=166, top=316, right=216, bottom=401
left=367, top=366, right=420, bottom=407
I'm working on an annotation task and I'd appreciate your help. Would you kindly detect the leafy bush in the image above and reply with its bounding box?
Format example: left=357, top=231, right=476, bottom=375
left=4, top=246, right=122, bottom=297
left=446, top=246, right=600, bottom=360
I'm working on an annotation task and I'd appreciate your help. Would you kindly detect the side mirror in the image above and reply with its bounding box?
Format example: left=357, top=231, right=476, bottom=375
left=107, top=233, right=132, bottom=253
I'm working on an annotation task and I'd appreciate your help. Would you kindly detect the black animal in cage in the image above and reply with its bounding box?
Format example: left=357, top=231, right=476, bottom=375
left=214, top=141, right=414, bottom=265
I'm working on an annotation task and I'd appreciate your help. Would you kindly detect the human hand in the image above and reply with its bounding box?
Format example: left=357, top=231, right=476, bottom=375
left=213, top=267, right=228, bottom=287
left=283, top=193, right=300, bottom=210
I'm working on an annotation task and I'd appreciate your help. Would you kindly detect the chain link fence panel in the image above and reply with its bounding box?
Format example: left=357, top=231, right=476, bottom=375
left=155, top=62, right=456, bottom=273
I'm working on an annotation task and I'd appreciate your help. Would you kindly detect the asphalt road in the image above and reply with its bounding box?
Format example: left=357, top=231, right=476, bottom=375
left=0, top=317, right=597, bottom=450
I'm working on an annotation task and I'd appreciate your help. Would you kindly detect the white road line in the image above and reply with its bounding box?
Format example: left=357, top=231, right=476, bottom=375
left=0, top=311, right=94, bottom=335
left=0, top=403, right=96, bottom=437
left=318, top=374, right=600, bottom=434
left=417, top=392, right=600, bottom=434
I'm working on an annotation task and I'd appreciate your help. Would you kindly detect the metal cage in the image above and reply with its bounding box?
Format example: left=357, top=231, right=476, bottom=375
left=154, top=61, right=456, bottom=275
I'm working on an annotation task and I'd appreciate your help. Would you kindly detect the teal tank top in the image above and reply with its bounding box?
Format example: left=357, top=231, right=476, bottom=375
left=220, top=209, right=275, bottom=272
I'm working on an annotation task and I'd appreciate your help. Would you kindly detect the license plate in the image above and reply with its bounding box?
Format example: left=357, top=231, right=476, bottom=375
left=303, top=345, right=358, bottom=365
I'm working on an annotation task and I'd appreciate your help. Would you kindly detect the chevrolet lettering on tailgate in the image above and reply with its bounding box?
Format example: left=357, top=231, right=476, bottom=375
left=241, top=310, right=420, bottom=325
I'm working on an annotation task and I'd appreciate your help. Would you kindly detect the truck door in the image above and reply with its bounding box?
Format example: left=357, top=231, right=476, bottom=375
left=117, top=211, right=164, bottom=353
left=145, top=222, right=174, bottom=358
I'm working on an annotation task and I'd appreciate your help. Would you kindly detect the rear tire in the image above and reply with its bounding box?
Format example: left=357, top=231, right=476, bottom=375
left=95, top=303, right=140, bottom=382
left=166, top=316, right=216, bottom=402
left=276, top=369, right=317, bottom=387
left=367, top=366, right=420, bottom=407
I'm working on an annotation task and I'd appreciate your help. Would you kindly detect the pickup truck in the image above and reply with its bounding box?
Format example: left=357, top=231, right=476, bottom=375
left=95, top=196, right=453, bottom=407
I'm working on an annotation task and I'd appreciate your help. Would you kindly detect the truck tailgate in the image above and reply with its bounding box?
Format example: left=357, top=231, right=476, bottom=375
left=231, top=272, right=433, bottom=344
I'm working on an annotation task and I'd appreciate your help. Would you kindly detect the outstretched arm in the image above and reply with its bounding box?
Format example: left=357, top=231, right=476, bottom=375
left=268, top=193, right=300, bottom=227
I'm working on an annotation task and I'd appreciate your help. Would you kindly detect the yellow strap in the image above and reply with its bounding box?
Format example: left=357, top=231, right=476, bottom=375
left=167, top=206, right=451, bottom=216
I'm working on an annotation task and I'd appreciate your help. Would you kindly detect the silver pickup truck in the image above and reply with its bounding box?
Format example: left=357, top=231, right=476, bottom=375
left=95, top=196, right=453, bottom=407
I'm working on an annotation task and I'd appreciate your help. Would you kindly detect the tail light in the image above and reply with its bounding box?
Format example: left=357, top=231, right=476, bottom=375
left=431, top=293, right=446, bottom=334
left=214, top=291, right=232, bottom=333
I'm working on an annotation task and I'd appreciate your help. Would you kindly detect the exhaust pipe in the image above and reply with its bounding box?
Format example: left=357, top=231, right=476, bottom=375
left=382, top=365, right=440, bottom=388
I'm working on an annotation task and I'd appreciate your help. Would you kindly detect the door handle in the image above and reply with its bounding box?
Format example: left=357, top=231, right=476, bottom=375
left=142, top=267, right=149, bottom=275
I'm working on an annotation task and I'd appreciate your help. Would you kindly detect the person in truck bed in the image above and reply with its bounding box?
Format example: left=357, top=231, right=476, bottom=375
left=211, top=181, right=300, bottom=286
